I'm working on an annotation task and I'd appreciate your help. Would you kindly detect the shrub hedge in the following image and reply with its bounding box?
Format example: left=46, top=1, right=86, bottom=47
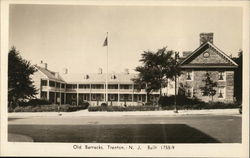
left=88, top=106, right=160, bottom=112
left=88, top=102, right=240, bottom=112
left=8, top=104, right=89, bottom=112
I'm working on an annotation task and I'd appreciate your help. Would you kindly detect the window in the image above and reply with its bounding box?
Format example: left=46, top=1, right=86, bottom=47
left=120, top=94, right=124, bottom=101
left=66, top=84, right=77, bottom=89
left=61, top=84, right=65, bottom=88
left=128, top=94, right=132, bottom=101
left=108, top=84, right=118, bottom=89
left=66, top=84, right=72, bottom=89
left=186, top=71, right=193, bottom=81
left=138, top=95, right=142, bottom=101
left=91, top=84, right=104, bottom=89
left=41, top=80, right=47, bottom=86
left=83, top=94, right=89, bottom=101
left=92, top=94, right=96, bottom=101
left=49, top=81, right=55, bottom=87
left=218, top=71, right=226, bottom=81
left=40, top=92, right=47, bottom=99
left=218, top=87, right=225, bottom=99
left=187, top=87, right=193, bottom=98
left=120, top=84, right=132, bottom=89
left=72, top=84, right=77, bottom=89
left=56, top=82, right=60, bottom=88
left=79, top=84, right=90, bottom=89
left=109, top=94, right=115, bottom=101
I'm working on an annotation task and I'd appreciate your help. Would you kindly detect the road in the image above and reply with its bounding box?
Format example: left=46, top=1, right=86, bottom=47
left=8, top=114, right=241, bottom=143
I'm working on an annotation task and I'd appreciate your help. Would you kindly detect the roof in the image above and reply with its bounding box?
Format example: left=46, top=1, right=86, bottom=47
left=179, top=41, right=238, bottom=68
left=35, top=65, right=65, bottom=82
left=61, top=73, right=138, bottom=84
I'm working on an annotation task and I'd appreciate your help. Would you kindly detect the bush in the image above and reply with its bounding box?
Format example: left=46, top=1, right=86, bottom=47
left=88, top=106, right=160, bottom=112
left=10, top=104, right=88, bottom=112
left=101, top=103, right=108, bottom=107
left=159, top=95, right=204, bottom=107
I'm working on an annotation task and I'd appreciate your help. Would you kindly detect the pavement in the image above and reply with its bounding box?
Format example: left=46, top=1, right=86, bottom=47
left=8, top=114, right=242, bottom=143
left=8, top=133, right=34, bottom=142
left=8, top=108, right=241, bottom=118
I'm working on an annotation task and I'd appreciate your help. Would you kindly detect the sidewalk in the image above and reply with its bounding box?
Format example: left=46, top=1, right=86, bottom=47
left=8, top=108, right=241, bottom=118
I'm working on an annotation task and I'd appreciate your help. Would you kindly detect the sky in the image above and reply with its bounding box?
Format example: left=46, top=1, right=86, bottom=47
left=9, top=5, right=242, bottom=74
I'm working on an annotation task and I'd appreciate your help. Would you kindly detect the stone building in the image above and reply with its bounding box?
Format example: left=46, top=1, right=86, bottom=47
left=177, top=33, right=238, bottom=102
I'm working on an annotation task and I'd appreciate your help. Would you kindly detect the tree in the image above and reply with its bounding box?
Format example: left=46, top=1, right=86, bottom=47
left=8, top=47, right=37, bottom=107
left=133, top=47, right=180, bottom=105
left=200, top=72, right=217, bottom=101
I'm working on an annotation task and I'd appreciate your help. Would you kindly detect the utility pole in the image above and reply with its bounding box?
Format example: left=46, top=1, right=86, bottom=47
left=174, top=51, right=178, bottom=113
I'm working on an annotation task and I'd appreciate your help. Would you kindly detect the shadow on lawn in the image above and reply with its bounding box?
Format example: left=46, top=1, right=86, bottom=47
left=8, top=124, right=220, bottom=143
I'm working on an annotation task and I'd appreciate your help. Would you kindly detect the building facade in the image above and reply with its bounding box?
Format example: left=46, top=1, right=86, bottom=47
left=177, top=33, right=238, bottom=103
left=31, top=33, right=238, bottom=105
left=32, top=65, right=159, bottom=106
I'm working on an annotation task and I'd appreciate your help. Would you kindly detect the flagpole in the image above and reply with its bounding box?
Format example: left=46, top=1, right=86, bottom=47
left=106, top=32, right=109, bottom=104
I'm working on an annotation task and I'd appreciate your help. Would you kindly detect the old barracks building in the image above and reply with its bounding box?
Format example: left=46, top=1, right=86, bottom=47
left=31, top=33, right=238, bottom=106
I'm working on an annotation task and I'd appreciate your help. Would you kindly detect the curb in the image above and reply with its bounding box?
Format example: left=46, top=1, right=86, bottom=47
left=8, top=109, right=241, bottom=118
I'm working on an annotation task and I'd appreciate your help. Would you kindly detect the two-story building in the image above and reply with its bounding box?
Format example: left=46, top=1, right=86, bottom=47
left=32, top=65, right=159, bottom=106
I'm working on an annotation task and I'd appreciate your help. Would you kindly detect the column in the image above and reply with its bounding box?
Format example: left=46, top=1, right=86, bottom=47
left=47, top=80, right=49, bottom=101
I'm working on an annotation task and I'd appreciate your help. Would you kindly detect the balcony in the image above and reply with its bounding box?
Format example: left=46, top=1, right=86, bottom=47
left=41, top=86, right=66, bottom=92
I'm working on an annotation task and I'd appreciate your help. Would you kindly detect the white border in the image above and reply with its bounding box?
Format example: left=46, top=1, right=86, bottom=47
left=1, top=0, right=249, bottom=157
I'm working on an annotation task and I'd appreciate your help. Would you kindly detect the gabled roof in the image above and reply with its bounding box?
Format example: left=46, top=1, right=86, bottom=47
left=35, top=65, right=65, bottom=82
left=179, top=41, right=238, bottom=68
left=61, top=73, right=138, bottom=84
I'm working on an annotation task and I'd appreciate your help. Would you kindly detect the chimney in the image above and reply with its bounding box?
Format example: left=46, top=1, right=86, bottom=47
left=124, top=68, right=129, bottom=74
left=63, top=68, right=68, bottom=74
left=55, top=72, right=59, bottom=79
left=98, top=68, right=102, bottom=74
left=40, top=60, right=48, bottom=69
left=200, top=33, right=214, bottom=45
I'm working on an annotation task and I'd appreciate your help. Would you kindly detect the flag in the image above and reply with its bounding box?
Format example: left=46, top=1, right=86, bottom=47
left=103, top=36, right=108, bottom=47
